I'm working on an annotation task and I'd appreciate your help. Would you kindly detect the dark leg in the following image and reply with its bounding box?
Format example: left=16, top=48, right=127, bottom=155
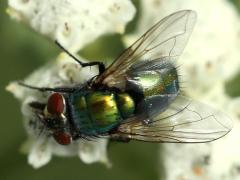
left=55, top=41, right=106, bottom=74
left=110, top=134, right=131, bottom=143
left=18, top=82, right=78, bottom=93
left=29, top=101, right=46, bottom=111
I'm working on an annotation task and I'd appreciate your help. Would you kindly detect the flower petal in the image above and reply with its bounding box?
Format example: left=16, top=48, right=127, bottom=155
left=162, top=143, right=212, bottom=180
left=28, top=137, right=52, bottom=169
left=8, top=0, right=136, bottom=52
left=78, top=139, right=111, bottom=167
left=7, top=54, right=110, bottom=167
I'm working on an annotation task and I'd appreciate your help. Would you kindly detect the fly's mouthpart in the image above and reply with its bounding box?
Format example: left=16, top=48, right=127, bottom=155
left=60, top=113, right=67, bottom=124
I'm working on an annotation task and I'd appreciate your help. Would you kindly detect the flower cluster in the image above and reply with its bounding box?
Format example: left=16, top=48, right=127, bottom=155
left=6, top=0, right=240, bottom=179
left=7, top=0, right=135, bottom=168
left=124, top=0, right=240, bottom=179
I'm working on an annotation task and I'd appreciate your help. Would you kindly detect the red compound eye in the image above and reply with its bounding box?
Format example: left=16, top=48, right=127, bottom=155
left=53, top=131, right=72, bottom=145
left=47, top=93, right=65, bottom=115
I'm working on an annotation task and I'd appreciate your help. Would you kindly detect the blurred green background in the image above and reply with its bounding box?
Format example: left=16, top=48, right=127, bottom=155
left=0, top=1, right=239, bottom=180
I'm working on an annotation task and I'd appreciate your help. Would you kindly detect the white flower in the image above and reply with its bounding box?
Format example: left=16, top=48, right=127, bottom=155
left=7, top=0, right=136, bottom=169
left=124, top=0, right=240, bottom=179
left=8, top=0, right=136, bottom=52
left=125, top=0, right=240, bottom=97
left=7, top=0, right=240, bottom=176
left=6, top=54, right=111, bottom=168
left=78, top=138, right=110, bottom=167
left=27, top=137, right=52, bottom=169
left=123, top=0, right=240, bottom=179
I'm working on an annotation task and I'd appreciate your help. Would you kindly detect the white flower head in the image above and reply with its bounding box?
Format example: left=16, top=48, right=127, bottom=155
left=7, top=0, right=136, bottom=169
left=7, top=54, right=111, bottom=168
left=125, top=0, right=240, bottom=99
left=8, top=0, right=136, bottom=52
left=130, top=0, right=240, bottom=180
left=7, top=0, right=240, bottom=177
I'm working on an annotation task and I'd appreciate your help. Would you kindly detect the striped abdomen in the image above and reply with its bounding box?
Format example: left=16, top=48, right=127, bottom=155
left=70, top=91, right=135, bottom=136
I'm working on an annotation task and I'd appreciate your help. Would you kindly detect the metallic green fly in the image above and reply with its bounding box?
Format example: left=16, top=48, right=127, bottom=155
left=18, top=10, right=232, bottom=145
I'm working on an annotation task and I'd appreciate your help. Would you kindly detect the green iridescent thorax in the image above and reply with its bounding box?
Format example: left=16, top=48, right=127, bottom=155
left=139, top=68, right=179, bottom=97
left=70, top=91, right=135, bottom=135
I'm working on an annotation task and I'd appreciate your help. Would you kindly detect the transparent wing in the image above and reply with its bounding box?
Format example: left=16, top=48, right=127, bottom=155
left=111, top=96, right=232, bottom=143
left=95, top=10, right=196, bottom=89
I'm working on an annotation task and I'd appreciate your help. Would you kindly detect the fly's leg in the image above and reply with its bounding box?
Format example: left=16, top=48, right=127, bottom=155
left=28, top=101, right=46, bottom=111
left=110, top=134, right=131, bottom=143
left=55, top=41, right=106, bottom=74
left=18, top=82, right=78, bottom=93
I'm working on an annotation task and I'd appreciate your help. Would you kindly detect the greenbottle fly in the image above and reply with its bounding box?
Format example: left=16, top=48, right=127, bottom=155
left=18, top=10, right=232, bottom=145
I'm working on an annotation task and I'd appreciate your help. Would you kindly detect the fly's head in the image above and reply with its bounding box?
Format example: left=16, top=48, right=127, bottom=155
left=30, top=92, right=72, bottom=145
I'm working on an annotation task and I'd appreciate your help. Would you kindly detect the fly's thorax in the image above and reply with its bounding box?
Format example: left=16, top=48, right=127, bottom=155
left=127, top=61, right=179, bottom=98
left=70, top=91, right=135, bottom=135
left=125, top=60, right=180, bottom=119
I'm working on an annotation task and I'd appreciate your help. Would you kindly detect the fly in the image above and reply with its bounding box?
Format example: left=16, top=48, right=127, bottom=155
left=18, top=10, right=232, bottom=145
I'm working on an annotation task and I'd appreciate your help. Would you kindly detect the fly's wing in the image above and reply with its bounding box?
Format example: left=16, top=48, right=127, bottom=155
left=95, top=10, right=196, bottom=89
left=110, top=96, right=232, bottom=143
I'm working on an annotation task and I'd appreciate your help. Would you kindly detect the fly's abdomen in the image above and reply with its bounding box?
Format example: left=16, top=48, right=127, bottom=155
left=71, top=91, right=135, bottom=136
left=87, top=92, right=119, bottom=127
left=116, top=93, right=135, bottom=118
